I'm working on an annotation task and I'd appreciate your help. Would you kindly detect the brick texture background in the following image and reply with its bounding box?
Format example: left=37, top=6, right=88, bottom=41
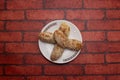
left=0, top=0, right=120, bottom=80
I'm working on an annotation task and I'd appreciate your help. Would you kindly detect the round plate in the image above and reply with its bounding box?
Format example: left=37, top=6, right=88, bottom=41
left=38, top=20, right=82, bottom=64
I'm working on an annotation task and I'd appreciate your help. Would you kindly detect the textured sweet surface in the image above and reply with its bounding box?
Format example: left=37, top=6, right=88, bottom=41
left=0, top=0, right=120, bottom=80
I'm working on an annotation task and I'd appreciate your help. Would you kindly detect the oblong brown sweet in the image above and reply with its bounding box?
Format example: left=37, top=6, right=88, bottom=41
left=65, top=39, right=82, bottom=51
left=50, top=23, right=70, bottom=61
left=38, top=32, right=56, bottom=43
left=54, top=30, right=68, bottom=48
left=59, top=22, right=70, bottom=37
left=50, top=44, right=64, bottom=61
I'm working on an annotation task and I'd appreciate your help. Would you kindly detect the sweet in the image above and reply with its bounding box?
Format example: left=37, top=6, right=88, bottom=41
left=50, top=44, right=64, bottom=61
left=65, top=39, right=82, bottom=51
left=50, top=23, right=70, bottom=61
left=59, top=22, right=70, bottom=36
left=54, top=30, right=67, bottom=48
left=38, top=32, right=56, bottom=44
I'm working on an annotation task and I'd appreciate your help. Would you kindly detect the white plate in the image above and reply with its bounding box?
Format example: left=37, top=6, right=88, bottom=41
left=38, top=20, right=82, bottom=64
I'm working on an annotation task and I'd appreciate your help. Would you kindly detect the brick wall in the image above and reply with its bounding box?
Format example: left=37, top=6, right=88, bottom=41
left=0, top=0, right=120, bottom=80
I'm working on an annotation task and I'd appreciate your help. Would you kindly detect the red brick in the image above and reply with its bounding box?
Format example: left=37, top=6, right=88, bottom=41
left=0, top=54, right=23, bottom=64
left=0, top=32, right=22, bottom=42
left=6, top=21, right=43, bottom=31
left=85, top=64, right=120, bottom=74
left=7, top=0, right=42, bottom=9
left=28, top=76, right=64, bottom=80
left=0, top=0, right=5, bottom=9
left=71, top=21, right=85, bottom=30
left=71, top=54, right=104, bottom=64
left=0, top=11, right=24, bottom=20
left=44, top=20, right=55, bottom=24
left=87, top=20, right=120, bottom=30
left=86, top=42, right=107, bottom=52
left=25, top=55, right=50, bottom=64
left=5, top=43, right=39, bottom=53
left=84, top=0, right=120, bottom=9
left=108, top=43, right=120, bottom=52
left=81, top=43, right=86, bottom=53
left=82, top=31, right=105, bottom=41
left=107, top=32, right=120, bottom=41
left=0, top=43, right=4, bottom=53
left=107, top=76, right=120, bottom=80
left=0, top=77, right=25, bottom=80
left=45, top=65, right=83, bottom=75
left=107, top=10, right=120, bottom=19
left=0, top=66, right=3, bottom=75
left=45, top=0, right=82, bottom=8
left=27, top=10, right=64, bottom=20
left=5, top=65, right=41, bottom=75
left=0, top=21, right=4, bottom=30
left=106, top=53, right=120, bottom=63
left=66, top=10, right=104, bottom=20
left=67, top=76, right=105, bottom=80
left=24, top=32, right=39, bottom=42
